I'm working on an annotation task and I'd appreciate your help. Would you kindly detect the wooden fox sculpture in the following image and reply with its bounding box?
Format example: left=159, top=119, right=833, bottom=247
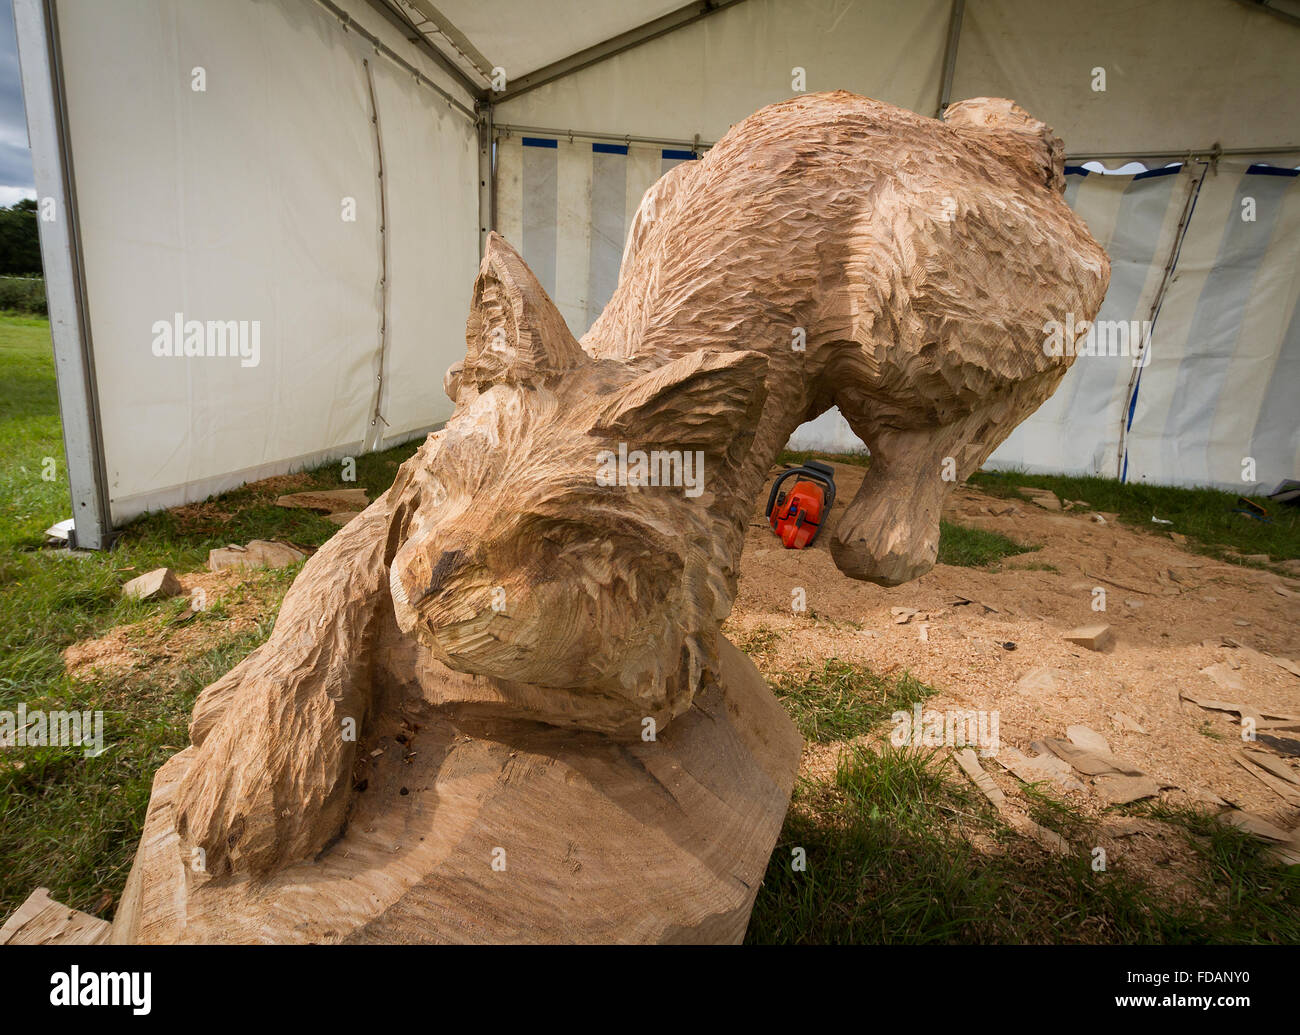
left=173, top=91, right=1109, bottom=878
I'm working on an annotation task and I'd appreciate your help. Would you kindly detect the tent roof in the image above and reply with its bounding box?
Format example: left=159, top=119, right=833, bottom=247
left=414, top=0, right=683, bottom=80
left=377, top=0, right=1299, bottom=158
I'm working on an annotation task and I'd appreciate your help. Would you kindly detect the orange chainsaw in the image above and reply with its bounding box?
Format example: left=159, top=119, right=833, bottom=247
left=766, top=461, right=837, bottom=549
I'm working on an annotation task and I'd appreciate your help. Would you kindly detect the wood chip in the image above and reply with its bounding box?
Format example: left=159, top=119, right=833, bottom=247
left=1066, top=725, right=1110, bottom=754
left=951, top=748, right=1004, bottom=806
left=122, top=567, right=182, bottom=601
left=0, top=888, right=110, bottom=945
left=1061, top=623, right=1114, bottom=651
left=1093, top=772, right=1161, bottom=804
left=997, top=745, right=1087, bottom=793
left=1082, top=569, right=1152, bottom=596
left=1016, top=666, right=1063, bottom=692
left=1007, top=813, right=1071, bottom=855
left=1042, top=737, right=1146, bottom=778
left=1179, top=692, right=1300, bottom=729
left=1242, top=750, right=1300, bottom=786
left=1219, top=809, right=1292, bottom=843
left=275, top=488, right=370, bottom=512
left=208, top=540, right=306, bottom=571
left=1110, top=712, right=1148, bottom=735
left=1232, top=751, right=1300, bottom=806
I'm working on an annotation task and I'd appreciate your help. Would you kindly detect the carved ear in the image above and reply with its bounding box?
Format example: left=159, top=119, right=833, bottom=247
left=464, top=232, right=588, bottom=390
left=593, top=349, right=768, bottom=454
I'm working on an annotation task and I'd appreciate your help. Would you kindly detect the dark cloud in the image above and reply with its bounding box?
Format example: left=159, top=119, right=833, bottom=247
left=0, top=0, right=33, bottom=193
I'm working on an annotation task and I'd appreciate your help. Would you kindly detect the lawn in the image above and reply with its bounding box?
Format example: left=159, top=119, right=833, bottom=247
left=0, top=313, right=418, bottom=919
left=1, top=312, right=1296, bottom=940
left=969, top=468, right=1299, bottom=569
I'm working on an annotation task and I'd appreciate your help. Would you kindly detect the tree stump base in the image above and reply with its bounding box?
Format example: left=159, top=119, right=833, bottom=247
left=108, top=638, right=800, bottom=944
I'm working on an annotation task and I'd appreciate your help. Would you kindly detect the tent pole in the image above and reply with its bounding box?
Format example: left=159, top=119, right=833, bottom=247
left=363, top=59, right=392, bottom=452
left=1115, top=161, right=1210, bottom=480
left=936, top=0, right=965, bottom=117
left=315, top=0, right=481, bottom=120
left=493, top=0, right=750, bottom=105
left=360, top=0, right=487, bottom=100
left=396, top=0, right=495, bottom=84
left=13, top=0, right=114, bottom=549
left=478, top=102, right=494, bottom=257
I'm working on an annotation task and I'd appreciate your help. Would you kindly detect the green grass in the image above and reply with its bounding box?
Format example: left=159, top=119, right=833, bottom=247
left=771, top=657, right=936, bottom=743
left=747, top=743, right=1198, bottom=944
left=969, top=468, right=1300, bottom=567
left=937, top=518, right=1037, bottom=568
left=0, top=314, right=419, bottom=919
left=1129, top=801, right=1300, bottom=943
left=1021, top=781, right=1096, bottom=842
left=777, top=448, right=870, bottom=469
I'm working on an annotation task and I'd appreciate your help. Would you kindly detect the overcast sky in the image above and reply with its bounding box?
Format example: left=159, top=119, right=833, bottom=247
left=0, top=0, right=35, bottom=206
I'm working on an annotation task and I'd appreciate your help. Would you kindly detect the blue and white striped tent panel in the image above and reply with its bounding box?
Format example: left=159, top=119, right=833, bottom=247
left=987, top=165, right=1196, bottom=479
left=1123, top=162, right=1300, bottom=491
left=496, top=138, right=1297, bottom=491
left=494, top=134, right=697, bottom=338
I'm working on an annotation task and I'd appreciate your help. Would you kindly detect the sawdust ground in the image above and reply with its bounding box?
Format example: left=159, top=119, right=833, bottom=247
left=728, top=461, right=1300, bottom=888
left=63, top=569, right=271, bottom=682
left=166, top=472, right=313, bottom=529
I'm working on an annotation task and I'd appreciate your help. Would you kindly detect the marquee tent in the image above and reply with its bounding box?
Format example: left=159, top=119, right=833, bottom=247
left=14, top=0, right=1300, bottom=548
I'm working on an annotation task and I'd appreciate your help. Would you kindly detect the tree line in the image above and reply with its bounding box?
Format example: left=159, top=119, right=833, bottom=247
left=0, top=199, right=43, bottom=276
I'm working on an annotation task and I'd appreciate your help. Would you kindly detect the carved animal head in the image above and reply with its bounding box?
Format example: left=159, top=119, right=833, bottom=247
left=387, top=233, right=767, bottom=728
left=943, top=96, right=1066, bottom=193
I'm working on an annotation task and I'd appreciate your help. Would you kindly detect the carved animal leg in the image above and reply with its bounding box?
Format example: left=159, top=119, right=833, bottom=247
left=827, top=426, right=945, bottom=585
left=828, top=402, right=989, bottom=586
left=174, top=501, right=392, bottom=877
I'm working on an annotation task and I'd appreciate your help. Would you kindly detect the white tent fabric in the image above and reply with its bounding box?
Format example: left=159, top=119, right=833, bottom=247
left=54, top=0, right=479, bottom=523
left=792, top=162, right=1300, bottom=492
left=430, top=0, right=684, bottom=80
left=950, top=0, right=1299, bottom=156
left=495, top=134, right=694, bottom=336
left=985, top=165, right=1198, bottom=479
left=492, top=0, right=1297, bottom=157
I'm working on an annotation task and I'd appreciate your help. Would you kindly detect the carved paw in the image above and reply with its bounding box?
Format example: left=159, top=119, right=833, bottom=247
left=175, top=669, right=356, bottom=878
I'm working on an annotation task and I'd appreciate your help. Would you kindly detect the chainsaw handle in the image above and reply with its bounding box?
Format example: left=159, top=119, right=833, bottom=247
left=765, top=463, right=837, bottom=519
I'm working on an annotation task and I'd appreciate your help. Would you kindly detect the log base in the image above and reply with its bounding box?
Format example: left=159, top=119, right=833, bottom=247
left=107, top=638, right=800, bottom=944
